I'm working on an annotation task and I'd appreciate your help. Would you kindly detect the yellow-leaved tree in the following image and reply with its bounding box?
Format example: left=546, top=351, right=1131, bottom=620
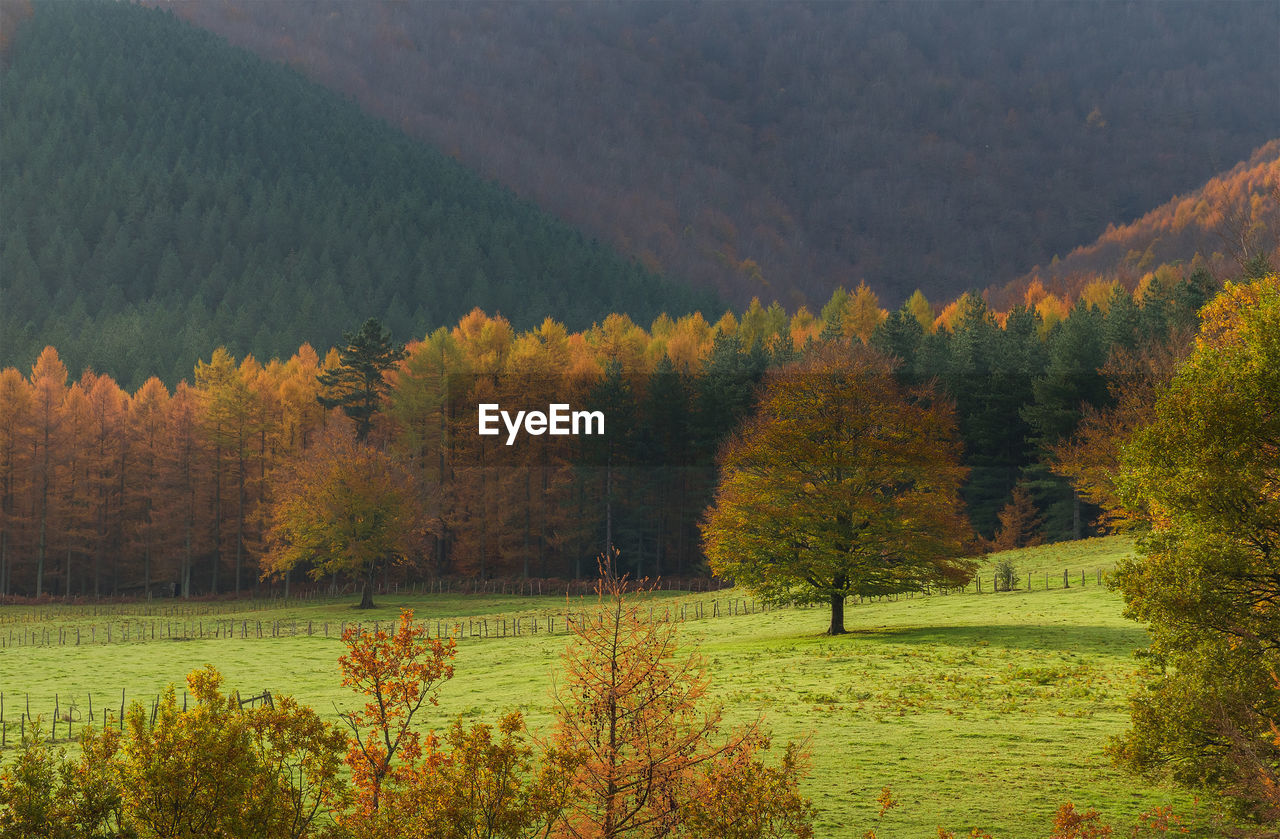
left=702, top=347, right=975, bottom=635
left=263, top=427, right=426, bottom=609
left=1110, top=276, right=1280, bottom=824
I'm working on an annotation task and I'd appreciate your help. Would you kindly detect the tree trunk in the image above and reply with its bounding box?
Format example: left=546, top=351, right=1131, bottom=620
left=36, top=500, right=46, bottom=598
left=605, top=453, right=613, bottom=555
left=235, top=457, right=245, bottom=595
left=181, top=507, right=192, bottom=599
left=828, top=592, right=846, bottom=635
left=358, top=561, right=377, bottom=609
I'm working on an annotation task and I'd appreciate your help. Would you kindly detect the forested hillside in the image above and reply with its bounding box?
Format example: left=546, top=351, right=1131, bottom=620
left=989, top=140, right=1280, bottom=310
left=0, top=1, right=715, bottom=390
left=166, top=0, right=1280, bottom=306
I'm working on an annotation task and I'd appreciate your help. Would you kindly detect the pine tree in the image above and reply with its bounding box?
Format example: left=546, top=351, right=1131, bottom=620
left=317, top=319, right=407, bottom=441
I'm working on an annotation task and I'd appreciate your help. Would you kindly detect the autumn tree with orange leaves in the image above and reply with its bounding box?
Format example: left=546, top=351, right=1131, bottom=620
left=702, top=347, right=975, bottom=635
left=337, top=609, right=456, bottom=818
left=549, top=560, right=814, bottom=838
left=990, top=484, right=1044, bottom=552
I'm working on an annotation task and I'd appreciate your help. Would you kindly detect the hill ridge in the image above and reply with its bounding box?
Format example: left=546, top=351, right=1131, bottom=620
left=988, top=139, right=1280, bottom=310
left=164, top=0, right=1280, bottom=307
left=0, top=0, right=715, bottom=388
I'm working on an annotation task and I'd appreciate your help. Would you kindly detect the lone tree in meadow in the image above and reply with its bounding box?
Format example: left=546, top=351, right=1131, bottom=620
left=318, top=318, right=407, bottom=441
left=263, top=428, right=425, bottom=609
left=702, top=347, right=975, bottom=635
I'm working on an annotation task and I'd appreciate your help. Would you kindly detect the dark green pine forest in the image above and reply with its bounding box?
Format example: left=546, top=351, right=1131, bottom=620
left=0, top=1, right=716, bottom=390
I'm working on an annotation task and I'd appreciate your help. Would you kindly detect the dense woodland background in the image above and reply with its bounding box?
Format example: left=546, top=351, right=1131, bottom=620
left=0, top=265, right=1232, bottom=598
left=163, top=0, right=1279, bottom=306
left=0, top=1, right=1278, bottom=596
left=3, top=1, right=1278, bottom=389
left=0, top=1, right=714, bottom=389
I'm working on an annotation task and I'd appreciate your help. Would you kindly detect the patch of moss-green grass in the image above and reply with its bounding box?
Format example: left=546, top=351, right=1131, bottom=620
left=0, top=537, right=1234, bottom=836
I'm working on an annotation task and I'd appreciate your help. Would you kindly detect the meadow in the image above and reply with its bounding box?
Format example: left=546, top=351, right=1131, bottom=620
left=0, top=536, right=1228, bottom=837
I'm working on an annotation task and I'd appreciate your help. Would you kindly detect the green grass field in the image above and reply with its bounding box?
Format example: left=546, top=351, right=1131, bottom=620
left=0, top=537, right=1231, bottom=837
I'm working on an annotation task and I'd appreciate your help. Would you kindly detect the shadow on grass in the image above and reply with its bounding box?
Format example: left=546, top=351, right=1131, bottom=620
left=851, top=623, right=1150, bottom=654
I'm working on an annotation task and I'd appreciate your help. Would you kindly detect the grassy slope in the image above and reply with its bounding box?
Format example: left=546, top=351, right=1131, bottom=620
left=0, top=537, right=1228, bottom=836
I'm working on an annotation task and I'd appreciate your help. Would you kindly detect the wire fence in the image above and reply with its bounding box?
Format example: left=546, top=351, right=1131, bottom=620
left=0, top=567, right=1110, bottom=650
left=0, top=591, right=761, bottom=649
left=0, top=575, right=730, bottom=625
left=0, top=566, right=1113, bottom=750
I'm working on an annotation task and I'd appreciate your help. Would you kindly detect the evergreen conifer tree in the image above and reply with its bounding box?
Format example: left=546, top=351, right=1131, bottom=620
left=317, top=319, right=406, bottom=441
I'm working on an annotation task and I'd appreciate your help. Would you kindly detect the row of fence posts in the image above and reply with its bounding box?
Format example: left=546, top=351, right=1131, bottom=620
left=0, top=594, right=772, bottom=649
left=0, top=688, right=180, bottom=750
left=972, top=567, right=1105, bottom=594
left=0, top=599, right=774, bottom=748
left=845, top=567, right=1106, bottom=603
left=0, top=568, right=1107, bottom=649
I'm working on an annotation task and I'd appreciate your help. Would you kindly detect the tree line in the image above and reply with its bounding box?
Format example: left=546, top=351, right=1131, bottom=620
left=0, top=264, right=1230, bottom=600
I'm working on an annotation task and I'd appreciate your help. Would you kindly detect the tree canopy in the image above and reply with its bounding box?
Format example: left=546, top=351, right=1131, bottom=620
left=701, top=347, right=975, bottom=635
left=317, top=319, right=406, bottom=441
left=263, top=428, right=424, bottom=609
left=1109, top=277, right=1280, bottom=822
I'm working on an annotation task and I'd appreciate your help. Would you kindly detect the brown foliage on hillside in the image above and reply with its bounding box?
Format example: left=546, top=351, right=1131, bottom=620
left=992, top=141, right=1280, bottom=310
left=157, top=1, right=1278, bottom=308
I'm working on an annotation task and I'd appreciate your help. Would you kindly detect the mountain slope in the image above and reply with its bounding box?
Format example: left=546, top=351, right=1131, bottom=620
left=988, top=140, right=1280, bottom=309
left=0, top=1, right=716, bottom=388
left=166, top=0, right=1280, bottom=307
